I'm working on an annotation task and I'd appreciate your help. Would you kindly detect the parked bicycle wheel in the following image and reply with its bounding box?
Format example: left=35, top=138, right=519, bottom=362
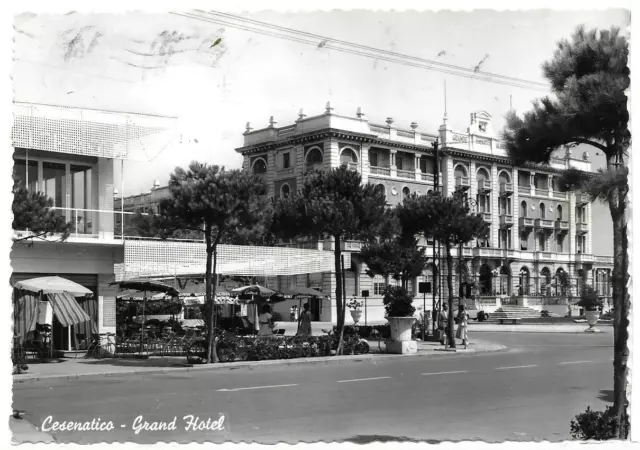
left=355, top=339, right=370, bottom=354
left=186, top=339, right=207, bottom=364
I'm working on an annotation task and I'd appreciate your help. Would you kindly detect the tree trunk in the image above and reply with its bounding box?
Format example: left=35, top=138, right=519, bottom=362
left=445, top=244, right=456, bottom=349
left=334, top=235, right=344, bottom=331
left=611, top=208, right=629, bottom=437
left=337, top=252, right=347, bottom=356
left=204, top=238, right=219, bottom=364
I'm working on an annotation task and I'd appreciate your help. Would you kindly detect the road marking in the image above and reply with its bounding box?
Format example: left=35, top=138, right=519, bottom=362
left=558, top=360, right=594, bottom=365
left=336, top=376, right=391, bottom=383
left=421, top=370, right=468, bottom=376
left=216, top=384, right=298, bottom=392
left=495, top=364, right=538, bottom=370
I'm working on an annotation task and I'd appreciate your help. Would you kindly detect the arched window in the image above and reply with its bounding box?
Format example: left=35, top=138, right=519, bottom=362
left=479, top=264, right=492, bottom=296
left=519, top=267, right=530, bottom=295
left=252, top=158, right=267, bottom=174
left=306, top=148, right=323, bottom=166
left=539, top=203, right=546, bottom=219
left=477, top=168, right=490, bottom=182
left=280, top=183, right=291, bottom=199
left=557, top=205, right=563, bottom=221
left=555, top=268, right=568, bottom=296
left=402, top=186, right=410, bottom=197
left=340, top=148, right=358, bottom=166
left=520, top=200, right=527, bottom=218
left=498, top=171, right=511, bottom=185
left=498, top=266, right=511, bottom=296
left=454, top=164, right=468, bottom=179
left=540, top=267, right=552, bottom=296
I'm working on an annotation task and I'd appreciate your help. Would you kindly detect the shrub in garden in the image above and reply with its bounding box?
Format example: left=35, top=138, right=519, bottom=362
left=570, top=406, right=629, bottom=440
left=383, top=286, right=416, bottom=317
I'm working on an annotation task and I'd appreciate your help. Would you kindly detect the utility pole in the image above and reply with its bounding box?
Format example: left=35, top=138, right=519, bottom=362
left=431, top=138, right=440, bottom=337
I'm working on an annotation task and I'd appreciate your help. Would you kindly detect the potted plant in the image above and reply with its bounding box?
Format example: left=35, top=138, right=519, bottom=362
left=383, top=286, right=417, bottom=354
left=577, top=286, right=604, bottom=332
left=347, top=298, right=363, bottom=324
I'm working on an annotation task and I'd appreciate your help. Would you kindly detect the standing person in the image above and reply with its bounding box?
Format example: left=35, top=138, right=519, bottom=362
left=438, top=304, right=449, bottom=346
left=258, top=305, right=273, bottom=336
left=456, top=304, right=469, bottom=349
left=297, top=303, right=312, bottom=336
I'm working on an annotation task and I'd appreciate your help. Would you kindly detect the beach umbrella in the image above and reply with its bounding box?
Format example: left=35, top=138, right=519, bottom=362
left=15, top=276, right=93, bottom=297
left=110, top=278, right=180, bottom=354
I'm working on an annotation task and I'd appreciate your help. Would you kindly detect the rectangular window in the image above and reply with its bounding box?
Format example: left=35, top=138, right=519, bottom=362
left=520, top=234, right=528, bottom=251
left=13, top=158, right=39, bottom=192
left=373, top=282, right=385, bottom=296
left=396, top=155, right=403, bottom=170
left=369, top=151, right=379, bottom=167
left=283, top=152, right=291, bottom=169
left=42, top=162, right=67, bottom=207
left=539, top=234, right=546, bottom=252
left=557, top=234, right=564, bottom=253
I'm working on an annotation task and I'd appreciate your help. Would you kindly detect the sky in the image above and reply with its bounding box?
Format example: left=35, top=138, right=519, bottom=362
left=11, top=8, right=630, bottom=256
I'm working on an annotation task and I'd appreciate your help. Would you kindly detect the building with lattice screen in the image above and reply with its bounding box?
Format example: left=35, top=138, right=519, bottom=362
left=235, top=103, right=614, bottom=322
left=11, top=102, right=177, bottom=351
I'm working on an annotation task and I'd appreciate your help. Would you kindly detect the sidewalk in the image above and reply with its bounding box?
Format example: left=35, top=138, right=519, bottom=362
left=468, top=322, right=612, bottom=333
left=10, top=416, right=56, bottom=444
left=13, top=338, right=505, bottom=384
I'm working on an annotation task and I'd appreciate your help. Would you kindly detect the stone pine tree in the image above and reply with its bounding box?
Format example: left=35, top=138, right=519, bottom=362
left=397, top=193, right=489, bottom=349
left=502, top=26, right=629, bottom=437
left=270, top=166, right=388, bottom=353
left=12, top=183, right=71, bottom=244
left=137, top=162, right=268, bottom=363
left=360, top=207, right=428, bottom=291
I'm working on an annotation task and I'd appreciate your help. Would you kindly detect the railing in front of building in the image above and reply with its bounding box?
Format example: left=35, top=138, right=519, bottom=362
left=535, top=188, right=548, bottom=197
left=421, top=172, right=435, bottom=182
left=396, top=169, right=414, bottom=179
left=499, top=182, right=514, bottom=196
left=455, top=176, right=470, bottom=189
left=369, top=165, right=391, bottom=176
left=535, top=219, right=555, bottom=229
left=576, top=222, right=589, bottom=234
left=518, top=185, right=530, bottom=194
left=552, top=191, right=567, bottom=199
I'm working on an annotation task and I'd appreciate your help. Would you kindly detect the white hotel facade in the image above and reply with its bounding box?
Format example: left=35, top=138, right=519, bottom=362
left=236, top=104, right=614, bottom=322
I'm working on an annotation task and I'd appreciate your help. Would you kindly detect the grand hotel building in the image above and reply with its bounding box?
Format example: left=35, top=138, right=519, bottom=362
left=236, top=104, right=614, bottom=323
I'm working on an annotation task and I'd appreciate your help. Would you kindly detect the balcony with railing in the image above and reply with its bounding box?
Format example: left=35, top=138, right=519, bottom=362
left=499, top=215, right=514, bottom=228
left=340, top=240, right=363, bottom=252
left=552, top=191, right=567, bottom=199
left=477, top=180, right=492, bottom=193
left=420, top=172, right=435, bottom=182
left=473, top=247, right=503, bottom=258
left=519, top=217, right=534, bottom=229
left=534, top=251, right=556, bottom=262
left=576, top=222, right=589, bottom=234
left=518, top=184, right=530, bottom=195
left=276, top=166, right=295, bottom=178
left=575, top=253, right=595, bottom=263
left=555, top=220, right=569, bottom=233
left=481, top=212, right=492, bottom=223
left=534, top=219, right=555, bottom=230
left=369, top=165, right=391, bottom=176
left=455, top=176, right=470, bottom=190
left=535, top=188, right=548, bottom=197
left=397, top=169, right=415, bottom=179
left=305, top=163, right=323, bottom=173
left=499, top=182, right=514, bottom=196
left=575, top=193, right=590, bottom=206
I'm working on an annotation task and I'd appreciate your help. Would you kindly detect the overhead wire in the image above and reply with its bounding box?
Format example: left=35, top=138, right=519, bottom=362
left=172, top=10, right=550, bottom=92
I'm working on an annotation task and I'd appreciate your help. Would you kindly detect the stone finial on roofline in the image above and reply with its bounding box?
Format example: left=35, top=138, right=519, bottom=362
left=410, top=122, right=418, bottom=130
left=386, top=117, right=394, bottom=126
left=325, top=101, right=334, bottom=114
left=245, top=122, right=253, bottom=133
left=298, top=109, right=307, bottom=120
left=269, top=116, right=277, bottom=128
left=356, top=107, right=365, bottom=118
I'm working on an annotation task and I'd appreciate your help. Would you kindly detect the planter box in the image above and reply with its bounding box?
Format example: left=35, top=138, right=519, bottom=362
left=387, top=317, right=417, bottom=354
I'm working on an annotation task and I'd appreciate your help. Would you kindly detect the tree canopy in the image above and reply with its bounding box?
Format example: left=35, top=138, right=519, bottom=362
left=12, top=185, right=71, bottom=243
left=271, top=166, right=388, bottom=345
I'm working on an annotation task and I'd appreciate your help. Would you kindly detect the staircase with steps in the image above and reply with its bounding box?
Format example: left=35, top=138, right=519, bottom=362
left=488, top=305, right=541, bottom=322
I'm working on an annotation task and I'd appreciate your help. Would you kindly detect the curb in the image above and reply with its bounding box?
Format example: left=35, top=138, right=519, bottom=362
left=13, top=344, right=507, bottom=384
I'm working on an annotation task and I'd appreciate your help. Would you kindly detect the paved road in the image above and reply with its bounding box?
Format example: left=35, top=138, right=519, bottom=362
left=13, top=331, right=614, bottom=444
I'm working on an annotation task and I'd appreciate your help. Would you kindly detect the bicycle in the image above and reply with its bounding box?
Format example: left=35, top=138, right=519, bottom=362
left=84, top=333, right=116, bottom=359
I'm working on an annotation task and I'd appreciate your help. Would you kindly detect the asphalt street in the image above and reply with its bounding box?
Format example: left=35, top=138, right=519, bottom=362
left=13, top=331, right=614, bottom=444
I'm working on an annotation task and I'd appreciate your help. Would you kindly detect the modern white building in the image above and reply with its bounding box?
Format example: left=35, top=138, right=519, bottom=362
left=235, top=104, right=614, bottom=323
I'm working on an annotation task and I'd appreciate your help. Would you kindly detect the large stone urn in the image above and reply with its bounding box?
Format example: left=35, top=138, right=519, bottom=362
left=386, top=317, right=417, bottom=354
left=350, top=309, right=362, bottom=325
left=584, top=310, right=601, bottom=333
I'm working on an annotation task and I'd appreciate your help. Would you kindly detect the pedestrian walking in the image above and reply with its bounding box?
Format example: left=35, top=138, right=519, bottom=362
left=438, top=304, right=448, bottom=346
left=258, top=305, right=273, bottom=336
left=456, top=304, right=469, bottom=349
left=297, top=302, right=312, bottom=336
